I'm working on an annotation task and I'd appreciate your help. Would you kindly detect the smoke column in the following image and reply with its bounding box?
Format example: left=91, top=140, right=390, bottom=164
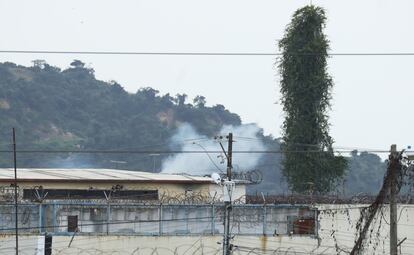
left=161, top=123, right=266, bottom=175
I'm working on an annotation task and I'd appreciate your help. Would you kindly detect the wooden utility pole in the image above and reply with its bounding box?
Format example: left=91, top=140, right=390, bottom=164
left=223, top=133, right=233, bottom=255
left=389, top=144, right=398, bottom=255
left=350, top=144, right=402, bottom=255
left=226, top=133, right=233, bottom=182
left=12, top=128, right=18, bottom=255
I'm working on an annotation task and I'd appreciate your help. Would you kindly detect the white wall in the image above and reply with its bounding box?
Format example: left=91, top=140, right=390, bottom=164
left=0, top=204, right=412, bottom=254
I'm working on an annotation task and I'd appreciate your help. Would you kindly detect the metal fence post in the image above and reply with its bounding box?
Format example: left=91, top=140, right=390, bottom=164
left=211, top=204, right=215, bottom=235
left=263, top=205, right=267, bottom=235
left=106, top=204, right=110, bottom=235
left=80, top=205, right=83, bottom=232
left=159, top=204, right=163, bottom=236
left=314, top=208, right=319, bottom=237
left=38, top=204, right=43, bottom=234
left=186, top=206, right=189, bottom=234
left=52, top=203, right=57, bottom=233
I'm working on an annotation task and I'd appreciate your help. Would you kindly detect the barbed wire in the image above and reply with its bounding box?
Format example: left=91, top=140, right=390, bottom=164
left=220, top=170, right=263, bottom=184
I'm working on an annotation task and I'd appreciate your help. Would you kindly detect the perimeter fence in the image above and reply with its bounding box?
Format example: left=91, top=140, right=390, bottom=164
left=0, top=203, right=317, bottom=236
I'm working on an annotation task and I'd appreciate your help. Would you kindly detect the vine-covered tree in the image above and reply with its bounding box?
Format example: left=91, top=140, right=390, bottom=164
left=278, top=6, right=346, bottom=194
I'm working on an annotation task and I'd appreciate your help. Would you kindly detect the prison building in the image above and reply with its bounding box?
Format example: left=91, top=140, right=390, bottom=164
left=0, top=170, right=321, bottom=254
left=0, top=168, right=246, bottom=203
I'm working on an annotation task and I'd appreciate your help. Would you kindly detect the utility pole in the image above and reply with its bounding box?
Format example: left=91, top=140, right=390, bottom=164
left=389, top=144, right=398, bottom=255
left=12, top=128, right=18, bottom=255
left=222, top=133, right=233, bottom=255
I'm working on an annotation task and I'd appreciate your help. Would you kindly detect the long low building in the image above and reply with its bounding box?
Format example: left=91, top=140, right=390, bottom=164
left=0, top=171, right=322, bottom=254
left=0, top=168, right=246, bottom=203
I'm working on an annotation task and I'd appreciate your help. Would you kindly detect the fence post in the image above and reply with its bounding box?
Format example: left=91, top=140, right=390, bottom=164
left=52, top=203, right=57, bottom=233
left=263, top=205, right=267, bottom=235
left=38, top=204, right=43, bottom=234
left=314, top=208, right=318, bottom=237
left=211, top=204, right=215, bottom=235
left=106, top=204, right=110, bottom=235
left=159, top=204, right=163, bottom=236
left=186, top=206, right=189, bottom=234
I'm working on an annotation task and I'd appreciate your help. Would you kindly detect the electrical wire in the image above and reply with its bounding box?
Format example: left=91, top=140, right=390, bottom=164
left=0, top=137, right=211, bottom=151
left=191, top=142, right=224, bottom=172
left=2, top=49, right=414, bottom=56
left=0, top=149, right=407, bottom=154
left=234, top=136, right=391, bottom=152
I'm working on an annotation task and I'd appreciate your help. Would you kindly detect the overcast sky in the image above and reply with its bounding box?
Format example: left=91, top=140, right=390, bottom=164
left=0, top=0, right=413, bottom=154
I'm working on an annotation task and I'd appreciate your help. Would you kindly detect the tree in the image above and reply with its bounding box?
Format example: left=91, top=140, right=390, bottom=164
left=138, top=87, right=159, bottom=100
left=70, top=59, right=85, bottom=68
left=32, top=59, right=46, bottom=69
left=174, top=93, right=187, bottom=106
left=345, top=151, right=386, bottom=194
left=193, top=95, right=206, bottom=108
left=278, top=6, right=346, bottom=194
left=109, top=80, right=126, bottom=94
left=161, top=93, right=174, bottom=107
left=67, top=60, right=95, bottom=76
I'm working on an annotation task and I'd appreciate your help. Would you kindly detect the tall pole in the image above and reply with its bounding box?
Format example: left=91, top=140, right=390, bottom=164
left=223, top=133, right=233, bottom=255
left=389, top=144, right=398, bottom=255
left=12, top=128, right=18, bottom=255
left=226, top=133, right=233, bottom=182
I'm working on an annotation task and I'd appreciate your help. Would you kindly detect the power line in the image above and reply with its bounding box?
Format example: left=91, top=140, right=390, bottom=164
left=0, top=149, right=406, bottom=154
left=234, top=136, right=390, bottom=152
left=0, top=137, right=210, bottom=151
left=1, top=50, right=414, bottom=56
left=191, top=142, right=224, bottom=172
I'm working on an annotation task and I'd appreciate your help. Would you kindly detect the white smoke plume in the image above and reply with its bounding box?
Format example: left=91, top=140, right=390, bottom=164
left=161, top=123, right=266, bottom=175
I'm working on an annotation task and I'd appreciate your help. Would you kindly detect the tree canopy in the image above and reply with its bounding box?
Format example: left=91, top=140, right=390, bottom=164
left=0, top=61, right=242, bottom=171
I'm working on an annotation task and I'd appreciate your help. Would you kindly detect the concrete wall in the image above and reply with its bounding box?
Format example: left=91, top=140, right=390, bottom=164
left=0, top=204, right=412, bottom=254
left=0, top=235, right=318, bottom=255
left=0, top=203, right=315, bottom=236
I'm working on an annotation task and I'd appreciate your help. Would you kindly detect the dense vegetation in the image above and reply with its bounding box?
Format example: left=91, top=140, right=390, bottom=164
left=0, top=60, right=385, bottom=195
left=0, top=60, right=242, bottom=170
left=278, top=6, right=347, bottom=194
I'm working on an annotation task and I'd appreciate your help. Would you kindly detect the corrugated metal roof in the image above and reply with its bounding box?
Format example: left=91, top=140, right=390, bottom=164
left=0, top=168, right=213, bottom=184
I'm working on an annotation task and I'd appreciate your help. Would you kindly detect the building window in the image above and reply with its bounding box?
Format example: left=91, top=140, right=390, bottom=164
left=67, top=215, right=78, bottom=232
left=23, top=189, right=158, bottom=200
left=110, top=190, right=158, bottom=200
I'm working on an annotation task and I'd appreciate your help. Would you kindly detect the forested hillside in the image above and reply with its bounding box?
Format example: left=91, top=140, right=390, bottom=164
left=0, top=60, right=386, bottom=195
left=0, top=60, right=243, bottom=169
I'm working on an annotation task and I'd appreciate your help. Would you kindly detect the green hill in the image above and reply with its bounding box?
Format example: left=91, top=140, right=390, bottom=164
left=0, top=60, right=245, bottom=169
left=0, top=60, right=386, bottom=195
